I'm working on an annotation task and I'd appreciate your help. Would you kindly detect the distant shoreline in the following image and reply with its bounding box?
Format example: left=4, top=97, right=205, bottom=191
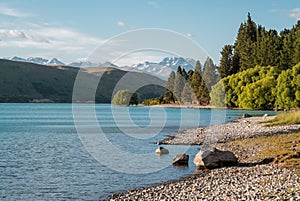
left=146, top=103, right=224, bottom=109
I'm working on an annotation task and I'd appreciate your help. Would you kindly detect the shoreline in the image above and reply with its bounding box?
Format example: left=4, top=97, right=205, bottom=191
left=147, top=103, right=222, bottom=109
left=158, top=116, right=300, bottom=145
left=106, top=116, right=300, bottom=200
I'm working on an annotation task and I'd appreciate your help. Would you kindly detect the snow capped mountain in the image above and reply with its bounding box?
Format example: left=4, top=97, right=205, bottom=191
left=6, top=56, right=197, bottom=79
left=101, top=61, right=118, bottom=68
left=68, top=60, right=118, bottom=68
left=8, top=56, right=65, bottom=66
left=121, top=57, right=196, bottom=79
left=27, top=57, right=49, bottom=65
left=68, top=60, right=98, bottom=68
left=9, top=56, right=27, bottom=62
left=47, top=58, right=65, bottom=65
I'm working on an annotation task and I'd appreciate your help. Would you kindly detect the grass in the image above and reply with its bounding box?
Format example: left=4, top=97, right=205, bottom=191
left=228, top=132, right=300, bottom=170
left=264, top=109, right=300, bottom=126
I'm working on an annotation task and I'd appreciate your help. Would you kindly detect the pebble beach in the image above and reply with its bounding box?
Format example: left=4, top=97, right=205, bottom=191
left=106, top=116, right=300, bottom=201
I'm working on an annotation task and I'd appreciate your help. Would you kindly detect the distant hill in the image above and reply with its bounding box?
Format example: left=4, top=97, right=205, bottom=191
left=0, top=59, right=165, bottom=103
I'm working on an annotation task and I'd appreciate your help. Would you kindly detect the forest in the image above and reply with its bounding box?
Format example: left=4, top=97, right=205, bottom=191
left=143, top=13, right=300, bottom=110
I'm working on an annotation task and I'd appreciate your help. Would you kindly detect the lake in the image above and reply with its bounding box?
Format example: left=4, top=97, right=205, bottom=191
left=0, top=104, right=276, bottom=200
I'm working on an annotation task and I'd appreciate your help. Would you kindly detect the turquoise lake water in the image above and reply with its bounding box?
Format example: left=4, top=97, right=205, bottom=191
left=0, top=104, right=276, bottom=200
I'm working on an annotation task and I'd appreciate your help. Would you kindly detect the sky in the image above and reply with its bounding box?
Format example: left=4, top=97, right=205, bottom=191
left=0, top=0, right=299, bottom=66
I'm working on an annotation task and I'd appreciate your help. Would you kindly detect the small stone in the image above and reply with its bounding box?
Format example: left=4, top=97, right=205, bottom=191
left=243, top=113, right=252, bottom=118
left=155, top=146, right=169, bottom=155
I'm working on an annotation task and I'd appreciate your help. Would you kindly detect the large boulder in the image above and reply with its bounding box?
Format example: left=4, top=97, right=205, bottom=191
left=193, top=148, right=238, bottom=169
left=155, top=147, right=169, bottom=155
left=173, top=154, right=189, bottom=166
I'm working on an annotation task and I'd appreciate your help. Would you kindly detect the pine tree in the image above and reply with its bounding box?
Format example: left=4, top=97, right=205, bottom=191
left=173, top=66, right=185, bottom=102
left=187, top=69, right=194, bottom=83
left=255, top=28, right=281, bottom=67
left=218, top=45, right=234, bottom=78
left=194, top=60, right=201, bottom=74
left=280, top=29, right=295, bottom=70
left=181, top=83, right=193, bottom=104
left=164, top=71, right=175, bottom=103
left=293, top=21, right=300, bottom=65
left=202, top=57, right=218, bottom=91
left=191, top=61, right=203, bottom=103
left=234, top=13, right=257, bottom=71
left=199, top=79, right=210, bottom=105
left=182, top=68, right=188, bottom=80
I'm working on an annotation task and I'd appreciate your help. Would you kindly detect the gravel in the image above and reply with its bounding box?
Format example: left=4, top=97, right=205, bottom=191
left=108, top=165, right=300, bottom=201
left=158, top=116, right=300, bottom=146
left=105, top=116, right=300, bottom=201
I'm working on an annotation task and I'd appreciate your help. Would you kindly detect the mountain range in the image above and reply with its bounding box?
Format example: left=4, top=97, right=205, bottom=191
left=8, top=56, right=65, bottom=66
left=7, top=56, right=197, bottom=79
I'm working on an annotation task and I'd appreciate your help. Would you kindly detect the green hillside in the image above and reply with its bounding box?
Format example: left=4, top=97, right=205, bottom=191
left=0, top=59, right=165, bottom=103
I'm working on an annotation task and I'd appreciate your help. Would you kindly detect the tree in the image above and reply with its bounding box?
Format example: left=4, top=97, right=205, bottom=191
left=191, top=61, right=203, bottom=103
left=254, top=28, right=281, bottom=67
left=173, top=66, right=185, bottom=102
left=182, top=68, right=188, bottom=80
left=181, top=83, right=193, bottom=104
left=293, top=21, right=300, bottom=66
left=187, top=69, right=194, bottom=83
left=203, top=57, right=218, bottom=91
left=198, top=78, right=210, bottom=105
left=194, top=60, right=201, bottom=74
left=275, top=64, right=300, bottom=109
left=279, top=29, right=294, bottom=70
left=234, top=13, right=257, bottom=71
left=210, top=80, right=226, bottom=107
left=130, top=92, right=138, bottom=105
left=238, top=76, right=276, bottom=110
left=218, top=45, right=236, bottom=78
left=164, top=71, right=175, bottom=103
left=112, top=90, right=138, bottom=106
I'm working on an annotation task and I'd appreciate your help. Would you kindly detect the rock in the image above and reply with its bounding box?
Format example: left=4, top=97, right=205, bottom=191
left=155, top=147, right=169, bottom=155
left=173, top=154, right=189, bottom=166
left=243, top=113, right=252, bottom=118
left=193, top=148, right=238, bottom=169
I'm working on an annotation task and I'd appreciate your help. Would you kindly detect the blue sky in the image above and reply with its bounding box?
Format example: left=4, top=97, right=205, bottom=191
left=0, top=0, right=299, bottom=65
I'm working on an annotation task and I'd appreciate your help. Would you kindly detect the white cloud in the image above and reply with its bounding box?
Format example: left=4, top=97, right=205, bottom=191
left=117, top=21, right=126, bottom=27
left=0, top=29, right=28, bottom=39
left=0, top=4, right=29, bottom=17
left=0, top=26, right=103, bottom=62
left=289, top=8, right=300, bottom=20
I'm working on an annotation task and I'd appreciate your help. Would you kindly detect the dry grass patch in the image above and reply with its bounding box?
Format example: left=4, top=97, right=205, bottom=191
left=264, top=110, right=300, bottom=126
left=225, top=132, right=300, bottom=170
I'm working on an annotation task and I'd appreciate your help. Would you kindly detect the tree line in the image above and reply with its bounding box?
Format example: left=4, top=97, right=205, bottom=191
left=123, top=13, right=300, bottom=109
left=218, top=13, right=300, bottom=78
left=211, top=63, right=300, bottom=110
left=213, top=13, right=300, bottom=110
left=142, top=57, right=218, bottom=105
